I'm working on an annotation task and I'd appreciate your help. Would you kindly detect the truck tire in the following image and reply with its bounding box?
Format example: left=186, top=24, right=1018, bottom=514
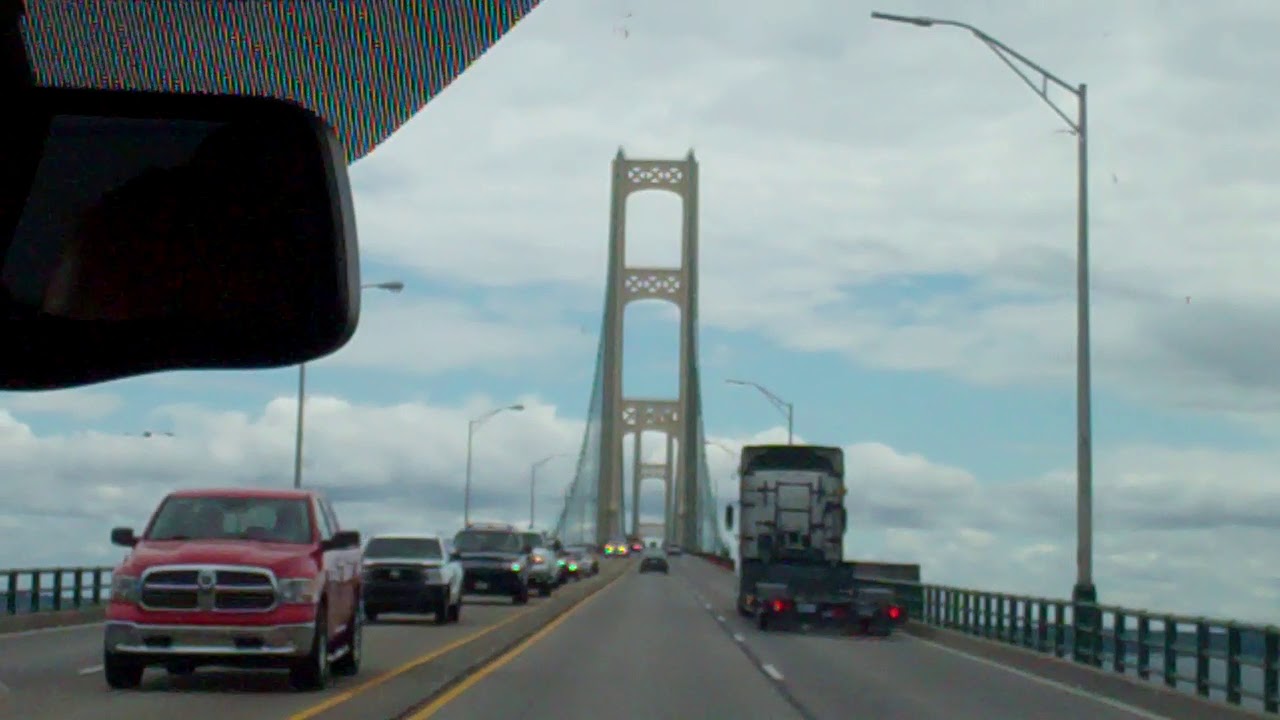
left=756, top=609, right=769, bottom=632
left=104, top=650, right=144, bottom=689
left=434, top=603, right=449, bottom=625
left=289, top=602, right=330, bottom=690
left=332, top=602, right=362, bottom=677
left=538, top=583, right=553, bottom=598
left=513, top=585, right=529, bottom=605
left=448, top=596, right=462, bottom=622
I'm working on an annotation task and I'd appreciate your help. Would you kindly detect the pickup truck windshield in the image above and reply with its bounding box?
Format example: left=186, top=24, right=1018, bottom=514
left=365, top=537, right=442, bottom=559
left=146, top=496, right=313, bottom=544
left=520, top=532, right=543, bottom=549
left=454, top=530, right=521, bottom=553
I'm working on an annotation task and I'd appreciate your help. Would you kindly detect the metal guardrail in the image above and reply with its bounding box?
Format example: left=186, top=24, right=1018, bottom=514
left=852, top=576, right=1280, bottom=715
left=2, top=567, right=115, bottom=616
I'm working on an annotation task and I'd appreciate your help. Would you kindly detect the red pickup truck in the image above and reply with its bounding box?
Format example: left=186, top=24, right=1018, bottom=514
left=103, top=487, right=363, bottom=690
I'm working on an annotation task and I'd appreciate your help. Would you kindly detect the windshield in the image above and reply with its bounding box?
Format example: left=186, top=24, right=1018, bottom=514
left=454, top=530, right=521, bottom=553
left=146, top=496, right=311, bottom=544
left=364, top=537, right=442, bottom=559
left=520, top=532, right=543, bottom=549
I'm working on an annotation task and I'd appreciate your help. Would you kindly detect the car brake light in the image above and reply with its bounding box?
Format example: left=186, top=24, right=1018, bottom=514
left=770, top=598, right=790, bottom=613
left=888, top=606, right=902, bottom=620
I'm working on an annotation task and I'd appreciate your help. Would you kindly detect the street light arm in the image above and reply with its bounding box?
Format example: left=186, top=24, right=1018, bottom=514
left=871, top=12, right=1081, bottom=134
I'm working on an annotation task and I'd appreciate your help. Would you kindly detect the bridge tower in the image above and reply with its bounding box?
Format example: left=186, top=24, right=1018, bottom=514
left=595, top=148, right=703, bottom=549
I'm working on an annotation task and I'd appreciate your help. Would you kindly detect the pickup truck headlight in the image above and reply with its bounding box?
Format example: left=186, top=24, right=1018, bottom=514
left=110, top=575, right=139, bottom=604
left=278, top=577, right=322, bottom=605
left=530, top=554, right=544, bottom=565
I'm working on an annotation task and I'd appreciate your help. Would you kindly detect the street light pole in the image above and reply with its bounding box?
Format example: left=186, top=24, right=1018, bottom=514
left=463, top=403, right=525, bottom=526
left=293, top=280, right=406, bottom=489
left=529, top=453, right=569, bottom=530
left=726, top=379, right=794, bottom=444
left=871, top=10, right=1097, bottom=660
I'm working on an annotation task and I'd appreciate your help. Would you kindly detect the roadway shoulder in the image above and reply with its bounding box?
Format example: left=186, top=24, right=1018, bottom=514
left=305, top=561, right=631, bottom=720
left=902, top=623, right=1270, bottom=720
left=0, top=606, right=105, bottom=635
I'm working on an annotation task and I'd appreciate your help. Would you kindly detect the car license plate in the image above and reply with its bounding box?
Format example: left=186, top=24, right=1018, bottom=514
left=474, top=581, right=488, bottom=590
left=797, top=603, right=817, bottom=614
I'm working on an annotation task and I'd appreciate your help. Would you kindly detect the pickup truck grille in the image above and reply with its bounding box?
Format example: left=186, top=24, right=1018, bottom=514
left=367, top=565, right=425, bottom=583
left=140, top=566, right=277, bottom=612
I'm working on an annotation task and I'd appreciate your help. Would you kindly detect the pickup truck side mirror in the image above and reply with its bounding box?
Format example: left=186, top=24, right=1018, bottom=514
left=522, top=544, right=534, bottom=555
left=322, top=529, right=360, bottom=551
left=110, top=527, right=137, bottom=547
left=724, top=505, right=734, bottom=531
left=449, top=550, right=462, bottom=562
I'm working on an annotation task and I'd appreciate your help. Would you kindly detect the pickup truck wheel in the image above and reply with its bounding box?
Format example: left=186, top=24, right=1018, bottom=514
left=289, top=604, right=330, bottom=691
left=449, top=597, right=461, bottom=622
left=104, top=651, right=144, bottom=689
left=513, top=586, right=529, bottom=605
left=756, top=609, right=769, bottom=632
left=433, top=603, right=449, bottom=625
left=538, top=584, right=553, bottom=598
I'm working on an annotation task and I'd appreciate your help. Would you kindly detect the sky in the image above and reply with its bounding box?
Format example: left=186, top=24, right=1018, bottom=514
left=3, top=0, right=1280, bottom=624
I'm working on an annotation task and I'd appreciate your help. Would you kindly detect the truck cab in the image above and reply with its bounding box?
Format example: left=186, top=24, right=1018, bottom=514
left=361, top=532, right=464, bottom=624
left=102, top=487, right=363, bottom=690
left=725, top=445, right=898, bottom=635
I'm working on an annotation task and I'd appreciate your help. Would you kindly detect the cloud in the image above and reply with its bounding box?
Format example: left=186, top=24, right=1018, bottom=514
left=2, top=401, right=1276, bottom=622
left=333, top=0, right=1280, bottom=427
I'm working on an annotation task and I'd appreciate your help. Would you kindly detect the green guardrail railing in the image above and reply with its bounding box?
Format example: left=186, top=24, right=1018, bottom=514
left=852, top=576, right=1279, bottom=715
left=2, top=567, right=115, bottom=616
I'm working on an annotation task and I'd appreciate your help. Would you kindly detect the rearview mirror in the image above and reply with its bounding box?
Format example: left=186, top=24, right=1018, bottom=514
left=322, top=529, right=361, bottom=551
left=1, top=87, right=360, bottom=390
left=110, top=527, right=137, bottom=547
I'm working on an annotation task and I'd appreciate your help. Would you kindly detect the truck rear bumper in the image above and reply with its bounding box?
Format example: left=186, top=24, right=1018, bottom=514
left=104, top=620, right=315, bottom=659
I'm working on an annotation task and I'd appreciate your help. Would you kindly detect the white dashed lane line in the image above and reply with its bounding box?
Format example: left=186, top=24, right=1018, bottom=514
left=762, top=663, right=785, bottom=681
left=76, top=664, right=102, bottom=676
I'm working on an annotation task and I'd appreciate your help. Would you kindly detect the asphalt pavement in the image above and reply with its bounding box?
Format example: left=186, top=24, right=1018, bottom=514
left=412, top=556, right=1206, bottom=720
left=0, top=594, right=548, bottom=720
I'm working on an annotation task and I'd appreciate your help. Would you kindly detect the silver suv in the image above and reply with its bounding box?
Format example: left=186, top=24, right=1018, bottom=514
left=518, top=530, right=561, bottom=597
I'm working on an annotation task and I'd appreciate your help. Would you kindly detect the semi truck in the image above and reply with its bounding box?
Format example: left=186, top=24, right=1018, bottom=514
left=724, top=444, right=908, bottom=635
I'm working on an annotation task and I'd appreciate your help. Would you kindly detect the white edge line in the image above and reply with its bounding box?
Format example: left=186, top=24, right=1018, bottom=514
left=0, top=621, right=104, bottom=640
left=761, top=663, right=784, bottom=682
left=904, top=635, right=1174, bottom=720
left=77, top=664, right=103, bottom=676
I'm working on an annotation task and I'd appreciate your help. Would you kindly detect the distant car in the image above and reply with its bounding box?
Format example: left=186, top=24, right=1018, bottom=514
left=638, top=547, right=669, bottom=574
left=518, top=531, right=561, bottom=597
left=453, top=522, right=532, bottom=604
left=603, top=539, right=630, bottom=557
left=562, top=545, right=599, bottom=579
left=665, top=544, right=683, bottom=556
left=361, top=533, right=463, bottom=625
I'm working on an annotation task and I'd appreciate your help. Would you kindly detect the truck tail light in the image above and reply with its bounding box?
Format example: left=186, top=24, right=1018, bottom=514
left=770, top=598, right=791, bottom=613
left=888, top=605, right=902, bottom=621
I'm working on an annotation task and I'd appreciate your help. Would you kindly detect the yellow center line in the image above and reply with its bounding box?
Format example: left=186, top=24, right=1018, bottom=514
left=405, top=569, right=628, bottom=719
left=285, top=605, right=536, bottom=720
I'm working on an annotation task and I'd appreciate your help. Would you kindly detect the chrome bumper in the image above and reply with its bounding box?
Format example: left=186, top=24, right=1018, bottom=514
left=104, top=621, right=315, bottom=657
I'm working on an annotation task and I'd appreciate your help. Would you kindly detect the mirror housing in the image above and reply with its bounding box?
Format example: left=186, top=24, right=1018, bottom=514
left=322, top=529, right=361, bottom=552
left=448, top=550, right=462, bottom=562
left=1, top=86, right=360, bottom=390
left=110, top=527, right=137, bottom=547
left=724, top=504, right=735, bottom=530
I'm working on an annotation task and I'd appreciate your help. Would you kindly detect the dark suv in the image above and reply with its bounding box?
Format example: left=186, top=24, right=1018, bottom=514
left=453, top=523, right=532, bottom=604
